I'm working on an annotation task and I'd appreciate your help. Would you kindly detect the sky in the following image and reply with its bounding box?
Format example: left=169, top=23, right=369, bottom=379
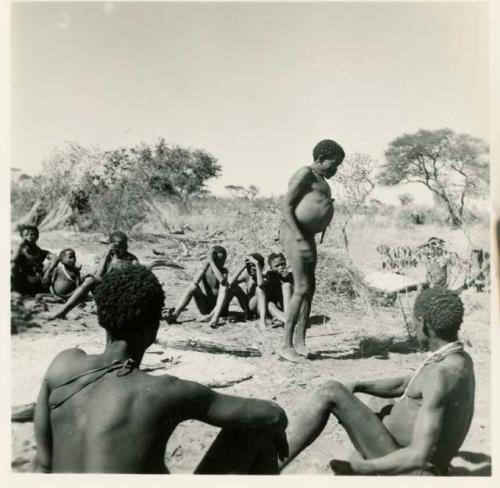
left=11, top=1, right=489, bottom=200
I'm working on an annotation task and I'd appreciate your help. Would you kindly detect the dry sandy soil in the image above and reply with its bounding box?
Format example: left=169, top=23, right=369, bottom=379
left=10, top=230, right=491, bottom=475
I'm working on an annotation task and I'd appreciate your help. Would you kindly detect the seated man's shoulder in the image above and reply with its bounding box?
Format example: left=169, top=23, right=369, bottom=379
left=146, top=374, right=212, bottom=407
left=127, top=252, right=139, bottom=263
left=45, top=348, right=88, bottom=385
left=424, top=353, right=474, bottom=394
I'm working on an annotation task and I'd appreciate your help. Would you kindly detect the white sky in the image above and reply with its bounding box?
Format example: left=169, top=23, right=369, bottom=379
left=11, top=1, right=489, bottom=198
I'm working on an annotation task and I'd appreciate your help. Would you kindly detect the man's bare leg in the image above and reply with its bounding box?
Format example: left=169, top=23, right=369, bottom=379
left=46, top=276, right=97, bottom=320
left=279, top=225, right=315, bottom=362
left=282, top=282, right=293, bottom=317
left=268, top=302, right=286, bottom=323
left=279, top=381, right=399, bottom=472
left=208, top=285, right=230, bottom=328
left=249, top=291, right=267, bottom=330
left=194, top=428, right=279, bottom=474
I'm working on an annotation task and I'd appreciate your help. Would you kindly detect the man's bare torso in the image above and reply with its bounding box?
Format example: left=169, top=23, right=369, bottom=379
left=46, top=350, right=187, bottom=473
left=384, top=352, right=475, bottom=469
left=292, top=168, right=334, bottom=236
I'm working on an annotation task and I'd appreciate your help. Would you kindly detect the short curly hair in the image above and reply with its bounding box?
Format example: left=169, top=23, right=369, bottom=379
left=19, top=224, right=39, bottom=238
left=247, top=252, right=265, bottom=267
left=94, top=265, right=165, bottom=340
left=109, top=231, right=128, bottom=243
left=312, top=139, right=345, bottom=162
left=414, top=287, right=464, bottom=341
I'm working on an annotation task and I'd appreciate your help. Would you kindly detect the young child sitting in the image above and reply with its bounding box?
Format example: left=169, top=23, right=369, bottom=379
left=35, top=248, right=82, bottom=304
left=165, top=246, right=229, bottom=324
left=265, top=252, right=294, bottom=325
left=11, top=225, right=54, bottom=295
left=47, top=231, right=139, bottom=320
left=208, top=253, right=267, bottom=330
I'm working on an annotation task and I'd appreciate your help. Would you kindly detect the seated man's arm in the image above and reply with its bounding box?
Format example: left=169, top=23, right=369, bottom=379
left=353, top=375, right=412, bottom=398
left=178, top=379, right=288, bottom=433
left=34, top=377, right=53, bottom=473
left=352, top=368, right=448, bottom=475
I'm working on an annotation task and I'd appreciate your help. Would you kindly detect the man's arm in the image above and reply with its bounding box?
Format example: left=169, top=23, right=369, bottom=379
left=177, top=379, right=288, bottom=434
left=281, top=167, right=313, bottom=242
left=351, top=368, right=448, bottom=475
left=352, top=375, right=412, bottom=398
left=34, top=377, right=52, bottom=473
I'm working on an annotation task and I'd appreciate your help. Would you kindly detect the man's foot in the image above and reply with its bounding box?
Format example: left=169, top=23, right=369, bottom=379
left=329, top=459, right=355, bottom=475
left=271, top=318, right=284, bottom=328
left=278, top=347, right=304, bottom=363
left=294, top=344, right=311, bottom=358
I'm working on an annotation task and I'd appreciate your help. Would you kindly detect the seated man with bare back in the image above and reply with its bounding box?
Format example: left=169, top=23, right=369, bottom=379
left=165, top=245, right=229, bottom=324
left=265, top=252, right=294, bottom=325
left=34, top=265, right=288, bottom=473
left=279, top=139, right=345, bottom=362
left=47, top=231, right=139, bottom=320
left=279, top=287, right=475, bottom=475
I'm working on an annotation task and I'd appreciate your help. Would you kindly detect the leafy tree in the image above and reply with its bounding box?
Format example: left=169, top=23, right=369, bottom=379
left=331, top=153, right=376, bottom=251
left=378, top=129, right=489, bottom=227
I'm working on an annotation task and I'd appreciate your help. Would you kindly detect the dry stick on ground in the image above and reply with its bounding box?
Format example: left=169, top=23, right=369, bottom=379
left=156, top=337, right=262, bottom=358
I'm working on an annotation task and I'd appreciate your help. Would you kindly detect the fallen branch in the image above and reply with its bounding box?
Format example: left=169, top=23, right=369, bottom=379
left=208, top=373, right=254, bottom=388
left=156, top=338, right=262, bottom=358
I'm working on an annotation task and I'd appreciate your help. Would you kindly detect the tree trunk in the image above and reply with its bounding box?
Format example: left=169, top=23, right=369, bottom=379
left=342, top=225, right=349, bottom=252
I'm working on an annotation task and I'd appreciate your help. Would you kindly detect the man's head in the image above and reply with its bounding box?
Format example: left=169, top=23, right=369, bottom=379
left=268, top=252, right=287, bottom=277
left=20, top=225, right=39, bottom=244
left=59, top=248, right=77, bottom=269
left=94, top=265, right=165, bottom=350
left=211, top=245, right=227, bottom=267
left=413, top=287, right=464, bottom=347
left=312, top=139, right=345, bottom=178
left=109, top=231, right=129, bottom=257
left=246, top=252, right=265, bottom=277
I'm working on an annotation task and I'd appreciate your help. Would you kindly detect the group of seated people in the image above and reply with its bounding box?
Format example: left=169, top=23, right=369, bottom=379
left=11, top=224, right=294, bottom=328
left=11, top=225, right=139, bottom=319
left=12, top=224, right=477, bottom=475
left=165, top=245, right=294, bottom=329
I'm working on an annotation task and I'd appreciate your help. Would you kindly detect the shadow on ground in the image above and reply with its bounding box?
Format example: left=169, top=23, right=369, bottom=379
left=310, top=336, right=419, bottom=361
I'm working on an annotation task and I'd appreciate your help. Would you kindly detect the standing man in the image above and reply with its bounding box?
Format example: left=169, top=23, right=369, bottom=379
left=279, top=139, right=345, bottom=362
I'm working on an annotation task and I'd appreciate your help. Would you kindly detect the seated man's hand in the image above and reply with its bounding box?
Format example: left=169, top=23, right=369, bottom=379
left=272, top=429, right=289, bottom=463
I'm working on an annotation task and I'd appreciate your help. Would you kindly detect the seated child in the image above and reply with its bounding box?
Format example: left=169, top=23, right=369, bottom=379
left=11, top=225, right=54, bottom=295
left=47, top=231, right=139, bottom=320
left=35, top=248, right=82, bottom=303
left=265, top=252, right=294, bottom=325
left=165, top=245, right=229, bottom=323
left=208, top=253, right=267, bottom=330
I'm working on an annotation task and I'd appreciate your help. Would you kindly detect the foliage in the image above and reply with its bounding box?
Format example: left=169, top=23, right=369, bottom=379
left=398, top=192, right=414, bottom=207
left=330, top=153, right=376, bottom=251
left=378, top=129, right=489, bottom=227
left=224, top=184, right=260, bottom=199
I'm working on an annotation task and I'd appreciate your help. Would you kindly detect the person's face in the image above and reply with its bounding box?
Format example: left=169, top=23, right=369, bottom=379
left=61, top=250, right=77, bottom=268
left=112, top=237, right=128, bottom=257
left=321, top=155, right=344, bottom=179
left=22, top=228, right=38, bottom=244
left=271, top=257, right=287, bottom=277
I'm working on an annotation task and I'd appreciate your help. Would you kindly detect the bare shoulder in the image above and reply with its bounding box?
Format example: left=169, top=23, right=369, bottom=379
left=422, top=353, right=474, bottom=395
left=147, top=374, right=212, bottom=407
left=289, top=166, right=314, bottom=184
left=45, top=348, right=88, bottom=386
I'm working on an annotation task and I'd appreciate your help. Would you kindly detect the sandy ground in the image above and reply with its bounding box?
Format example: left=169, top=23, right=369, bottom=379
left=10, top=230, right=492, bottom=475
